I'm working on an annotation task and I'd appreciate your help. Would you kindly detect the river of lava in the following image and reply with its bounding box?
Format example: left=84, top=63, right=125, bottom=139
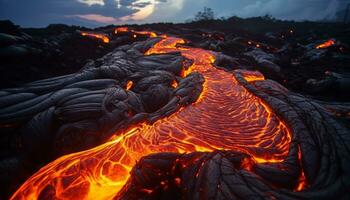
left=316, top=39, right=335, bottom=49
left=11, top=37, right=292, bottom=200
left=81, top=32, right=110, bottom=43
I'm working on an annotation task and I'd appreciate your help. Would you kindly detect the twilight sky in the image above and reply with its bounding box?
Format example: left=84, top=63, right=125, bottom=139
left=0, top=0, right=347, bottom=27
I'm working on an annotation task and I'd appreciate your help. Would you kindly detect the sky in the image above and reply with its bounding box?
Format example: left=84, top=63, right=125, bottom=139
left=0, top=0, right=348, bottom=27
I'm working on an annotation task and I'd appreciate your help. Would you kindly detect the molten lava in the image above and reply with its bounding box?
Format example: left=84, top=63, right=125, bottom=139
left=126, top=80, right=133, bottom=91
left=316, top=39, right=335, bottom=49
left=238, top=70, right=266, bottom=82
left=115, top=27, right=129, bottom=34
left=115, top=27, right=159, bottom=38
left=81, top=32, right=110, bottom=43
left=11, top=32, right=293, bottom=200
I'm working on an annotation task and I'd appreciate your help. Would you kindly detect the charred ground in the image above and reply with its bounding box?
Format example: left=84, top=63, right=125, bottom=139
left=1, top=18, right=349, bottom=100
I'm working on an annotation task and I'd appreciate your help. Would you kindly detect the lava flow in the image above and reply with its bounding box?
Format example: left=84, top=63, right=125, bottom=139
left=81, top=32, right=110, bottom=43
left=316, top=39, right=335, bottom=49
left=115, top=27, right=159, bottom=38
left=11, top=33, right=292, bottom=200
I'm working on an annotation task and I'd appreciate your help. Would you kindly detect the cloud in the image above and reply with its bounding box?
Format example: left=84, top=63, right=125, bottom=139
left=235, top=0, right=340, bottom=20
left=155, top=0, right=344, bottom=22
left=77, top=0, right=105, bottom=6
left=68, top=14, right=119, bottom=24
left=0, top=0, right=163, bottom=27
left=146, top=0, right=185, bottom=23
left=0, top=0, right=346, bottom=27
left=119, top=0, right=157, bottom=21
left=71, top=0, right=161, bottom=23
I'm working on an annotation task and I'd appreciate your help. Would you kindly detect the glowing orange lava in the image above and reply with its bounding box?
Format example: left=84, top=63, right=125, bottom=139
left=171, top=80, right=178, bottom=88
left=11, top=34, right=293, bottom=200
left=115, top=27, right=160, bottom=38
left=126, top=80, right=133, bottom=91
left=238, top=70, right=266, bottom=82
left=81, top=32, right=110, bottom=43
left=316, top=39, right=335, bottom=49
left=295, top=145, right=307, bottom=191
left=115, top=27, right=129, bottom=34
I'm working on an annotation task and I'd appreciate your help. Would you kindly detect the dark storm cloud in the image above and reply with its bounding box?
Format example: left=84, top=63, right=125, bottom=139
left=0, top=0, right=346, bottom=27
left=0, top=0, right=153, bottom=27
left=230, top=0, right=342, bottom=20
left=160, top=0, right=344, bottom=21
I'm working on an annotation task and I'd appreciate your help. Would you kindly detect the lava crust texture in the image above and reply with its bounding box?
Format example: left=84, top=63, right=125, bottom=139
left=1, top=31, right=349, bottom=200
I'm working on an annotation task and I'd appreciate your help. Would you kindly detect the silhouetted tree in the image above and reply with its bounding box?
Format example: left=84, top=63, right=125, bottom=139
left=262, top=14, right=276, bottom=21
left=194, top=7, right=215, bottom=21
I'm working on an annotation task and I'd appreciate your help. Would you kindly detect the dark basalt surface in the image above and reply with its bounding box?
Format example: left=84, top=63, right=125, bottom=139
left=0, top=18, right=350, bottom=199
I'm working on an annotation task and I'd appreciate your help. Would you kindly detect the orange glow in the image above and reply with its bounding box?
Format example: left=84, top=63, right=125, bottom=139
left=115, top=27, right=159, bottom=38
left=126, top=81, right=133, bottom=91
left=174, top=178, right=181, bottom=186
left=134, top=31, right=158, bottom=38
left=81, top=32, right=110, bottom=43
left=240, top=157, right=255, bottom=171
left=11, top=33, right=294, bottom=200
left=115, top=27, right=129, bottom=34
left=171, top=80, right=178, bottom=88
left=240, top=70, right=265, bottom=82
left=295, top=145, right=307, bottom=191
left=295, top=171, right=307, bottom=191
left=140, top=188, right=153, bottom=194
left=316, top=39, right=335, bottom=49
